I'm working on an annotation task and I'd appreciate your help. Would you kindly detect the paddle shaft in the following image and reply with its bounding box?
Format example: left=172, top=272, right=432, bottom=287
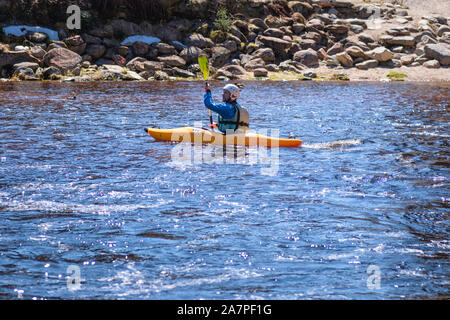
left=205, top=81, right=213, bottom=126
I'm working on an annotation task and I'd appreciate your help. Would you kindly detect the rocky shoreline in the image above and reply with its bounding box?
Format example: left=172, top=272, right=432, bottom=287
left=0, top=0, right=449, bottom=83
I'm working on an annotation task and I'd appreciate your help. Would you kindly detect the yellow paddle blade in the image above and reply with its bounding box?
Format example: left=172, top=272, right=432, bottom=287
left=198, top=55, right=209, bottom=80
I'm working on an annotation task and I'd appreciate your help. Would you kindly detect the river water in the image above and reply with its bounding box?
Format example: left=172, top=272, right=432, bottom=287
left=0, top=81, right=448, bottom=299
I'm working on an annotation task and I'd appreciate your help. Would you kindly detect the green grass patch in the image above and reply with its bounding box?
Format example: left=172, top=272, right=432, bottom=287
left=387, top=72, right=407, bottom=80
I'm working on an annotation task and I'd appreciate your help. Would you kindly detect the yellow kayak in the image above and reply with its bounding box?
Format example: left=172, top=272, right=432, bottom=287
left=145, top=127, right=302, bottom=148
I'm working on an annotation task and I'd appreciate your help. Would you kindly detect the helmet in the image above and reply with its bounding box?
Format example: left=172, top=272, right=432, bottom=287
left=223, top=84, right=240, bottom=100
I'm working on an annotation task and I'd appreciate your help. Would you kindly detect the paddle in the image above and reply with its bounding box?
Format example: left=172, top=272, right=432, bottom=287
left=198, top=55, right=215, bottom=128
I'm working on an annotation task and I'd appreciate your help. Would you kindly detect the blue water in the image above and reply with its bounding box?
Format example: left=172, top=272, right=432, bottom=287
left=0, top=81, right=448, bottom=299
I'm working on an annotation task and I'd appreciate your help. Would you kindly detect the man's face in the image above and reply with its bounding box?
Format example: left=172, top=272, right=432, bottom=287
left=222, top=90, right=231, bottom=102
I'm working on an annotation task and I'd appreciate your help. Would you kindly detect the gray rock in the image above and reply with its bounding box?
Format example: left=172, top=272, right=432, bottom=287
left=184, top=34, right=214, bottom=48
left=47, top=42, right=67, bottom=51
left=439, top=32, right=450, bottom=45
left=31, top=46, right=46, bottom=59
left=253, top=68, right=268, bottom=77
left=263, top=28, right=284, bottom=38
left=292, top=24, right=305, bottom=35
left=355, top=59, right=378, bottom=70
left=297, top=39, right=318, bottom=51
left=400, top=55, right=415, bottom=65
left=155, top=42, right=177, bottom=55
left=385, top=35, right=416, bottom=47
left=336, top=52, right=353, bottom=67
left=154, top=70, right=170, bottom=80
left=366, top=47, right=394, bottom=62
left=252, top=48, right=275, bottom=62
left=157, top=55, right=186, bottom=67
left=424, top=43, right=450, bottom=65
left=43, top=66, right=62, bottom=79
left=438, top=25, right=450, bottom=37
left=126, top=57, right=148, bottom=71
left=303, top=70, right=317, bottom=78
left=293, top=48, right=319, bottom=67
left=358, top=33, right=375, bottom=43
left=172, top=67, right=195, bottom=78
left=423, top=59, right=440, bottom=68
left=220, top=64, right=246, bottom=76
left=122, top=70, right=144, bottom=81
left=13, top=67, right=34, bottom=78
left=132, top=41, right=149, bottom=57
left=179, top=46, right=205, bottom=65
left=244, top=58, right=265, bottom=70
left=327, top=42, right=344, bottom=56
left=13, top=62, right=39, bottom=72
left=65, top=35, right=86, bottom=55
left=257, top=36, right=292, bottom=54
left=266, top=64, right=279, bottom=72
left=346, top=46, right=366, bottom=58
left=381, top=59, right=402, bottom=68
left=43, top=47, right=82, bottom=71
left=221, top=40, right=238, bottom=53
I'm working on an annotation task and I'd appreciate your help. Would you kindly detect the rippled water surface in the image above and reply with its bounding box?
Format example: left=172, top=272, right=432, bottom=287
left=0, top=81, right=448, bottom=299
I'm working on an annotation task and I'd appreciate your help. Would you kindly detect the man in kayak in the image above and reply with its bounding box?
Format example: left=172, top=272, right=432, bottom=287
left=204, top=83, right=249, bottom=134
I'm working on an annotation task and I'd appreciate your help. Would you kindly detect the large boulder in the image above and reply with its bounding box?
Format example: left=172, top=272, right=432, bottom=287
left=384, top=36, right=416, bottom=47
left=184, top=34, right=214, bottom=48
left=423, top=60, right=440, bottom=68
left=325, top=24, right=350, bottom=35
left=293, top=48, right=319, bottom=67
left=400, top=55, right=415, bottom=65
left=220, top=64, right=246, bottom=76
left=31, top=46, right=46, bottom=59
left=253, top=68, right=268, bottom=77
left=252, top=48, right=275, bottom=62
left=366, top=47, right=393, bottom=62
left=298, top=39, right=318, bottom=51
left=43, top=47, right=82, bottom=71
left=155, top=42, right=177, bottom=55
left=157, top=55, right=186, bottom=67
left=346, top=46, right=366, bottom=59
left=172, top=67, right=195, bottom=78
left=335, top=52, right=353, bottom=67
left=244, top=57, right=265, bottom=70
left=424, top=43, right=450, bottom=66
left=179, top=46, right=205, bottom=64
left=126, top=57, right=148, bottom=72
left=64, top=35, right=86, bottom=55
left=257, top=36, right=292, bottom=54
left=327, top=42, right=344, bottom=56
left=263, top=28, right=285, bottom=38
left=355, top=59, right=378, bottom=70
left=0, top=50, right=40, bottom=68
left=211, top=46, right=231, bottom=68
left=132, top=41, right=150, bottom=57
left=13, top=62, right=39, bottom=72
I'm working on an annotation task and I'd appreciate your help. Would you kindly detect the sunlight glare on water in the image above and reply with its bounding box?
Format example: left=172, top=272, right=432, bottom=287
left=0, top=81, right=448, bottom=299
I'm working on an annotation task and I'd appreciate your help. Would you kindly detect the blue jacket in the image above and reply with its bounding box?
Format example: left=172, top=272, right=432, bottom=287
left=204, top=90, right=238, bottom=133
